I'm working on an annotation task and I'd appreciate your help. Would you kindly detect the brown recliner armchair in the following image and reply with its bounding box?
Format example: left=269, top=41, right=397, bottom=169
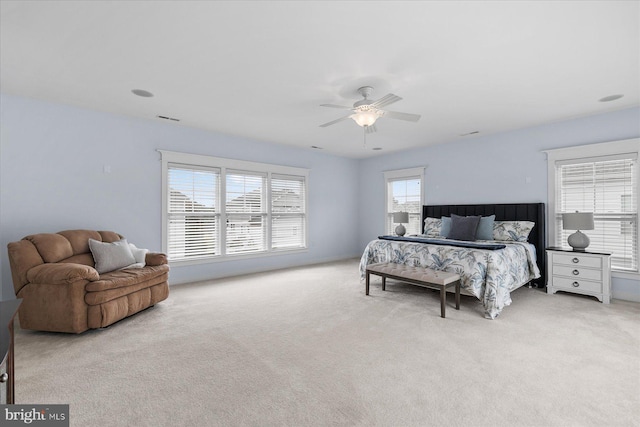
left=7, top=230, right=169, bottom=333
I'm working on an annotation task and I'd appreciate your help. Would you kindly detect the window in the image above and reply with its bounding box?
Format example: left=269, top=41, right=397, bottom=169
left=168, top=165, right=220, bottom=259
left=271, top=174, right=306, bottom=249
left=226, top=171, right=267, bottom=255
left=161, top=151, right=308, bottom=263
left=384, top=167, right=424, bottom=235
left=546, top=139, right=639, bottom=275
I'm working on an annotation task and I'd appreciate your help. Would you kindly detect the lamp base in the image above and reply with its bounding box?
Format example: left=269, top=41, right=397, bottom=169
left=395, top=224, right=406, bottom=237
left=568, top=230, right=590, bottom=251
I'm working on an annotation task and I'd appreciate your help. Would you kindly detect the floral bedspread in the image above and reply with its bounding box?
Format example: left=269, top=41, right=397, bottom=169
left=359, top=239, right=540, bottom=319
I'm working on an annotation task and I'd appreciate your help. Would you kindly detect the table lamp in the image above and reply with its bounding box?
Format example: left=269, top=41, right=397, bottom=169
left=393, top=212, right=409, bottom=236
left=562, top=212, right=594, bottom=251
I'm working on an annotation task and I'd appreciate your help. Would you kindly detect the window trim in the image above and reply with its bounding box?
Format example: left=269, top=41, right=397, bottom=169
left=544, top=138, right=640, bottom=279
left=383, top=167, right=425, bottom=235
left=159, top=150, right=309, bottom=265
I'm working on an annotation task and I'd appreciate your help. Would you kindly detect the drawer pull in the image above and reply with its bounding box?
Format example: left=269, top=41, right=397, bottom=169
left=572, top=257, right=579, bottom=263
left=0, top=373, right=8, bottom=383
left=572, top=281, right=580, bottom=287
left=572, top=269, right=579, bottom=275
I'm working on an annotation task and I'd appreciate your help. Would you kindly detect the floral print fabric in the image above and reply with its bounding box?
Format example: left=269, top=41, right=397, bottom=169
left=492, top=221, right=535, bottom=242
left=423, top=217, right=442, bottom=237
left=359, top=239, right=540, bottom=319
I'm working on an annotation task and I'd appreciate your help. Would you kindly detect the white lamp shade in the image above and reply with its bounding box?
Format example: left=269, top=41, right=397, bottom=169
left=393, top=212, right=409, bottom=224
left=352, top=111, right=378, bottom=127
left=562, top=212, right=595, bottom=230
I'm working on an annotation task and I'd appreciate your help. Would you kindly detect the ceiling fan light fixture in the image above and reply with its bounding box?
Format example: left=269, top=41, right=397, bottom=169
left=352, top=110, right=379, bottom=127
left=319, top=86, right=419, bottom=134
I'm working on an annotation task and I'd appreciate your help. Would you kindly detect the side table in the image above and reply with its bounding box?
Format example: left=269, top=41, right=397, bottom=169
left=1, top=299, right=22, bottom=404
left=546, top=248, right=611, bottom=303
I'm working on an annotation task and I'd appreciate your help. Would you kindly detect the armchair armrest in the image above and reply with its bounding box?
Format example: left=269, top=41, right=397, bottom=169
left=145, top=252, right=168, bottom=266
left=26, top=263, right=99, bottom=285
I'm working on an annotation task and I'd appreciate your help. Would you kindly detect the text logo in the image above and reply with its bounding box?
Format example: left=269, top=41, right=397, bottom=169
left=1, top=405, right=69, bottom=426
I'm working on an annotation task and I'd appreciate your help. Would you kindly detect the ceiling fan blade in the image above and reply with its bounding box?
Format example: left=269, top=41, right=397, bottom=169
left=382, top=111, right=421, bottom=122
left=364, top=123, right=377, bottom=134
left=320, top=104, right=352, bottom=110
left=319, top=115, right=352, bottom=127
left=371, top=93, right=402, bottom=108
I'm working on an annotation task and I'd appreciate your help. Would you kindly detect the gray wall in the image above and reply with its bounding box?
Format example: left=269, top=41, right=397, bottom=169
left=0, top=93, right=361, bottom=299
left=357, top=106, right=640, bottom=301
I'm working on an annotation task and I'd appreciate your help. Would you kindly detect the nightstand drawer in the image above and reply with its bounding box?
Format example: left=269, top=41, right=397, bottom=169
left=552, top=265, right=602, bottom=281
left=551, top=276, right=603, bottom=293
left=552, top=253, right=601, bottom=268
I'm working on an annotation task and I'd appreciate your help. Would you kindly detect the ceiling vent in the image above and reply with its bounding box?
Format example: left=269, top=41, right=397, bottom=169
left=156, top=115, right=180, bottom=122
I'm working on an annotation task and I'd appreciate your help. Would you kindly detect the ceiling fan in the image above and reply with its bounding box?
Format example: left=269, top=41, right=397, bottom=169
left=319, top=86, right=421, bottom=133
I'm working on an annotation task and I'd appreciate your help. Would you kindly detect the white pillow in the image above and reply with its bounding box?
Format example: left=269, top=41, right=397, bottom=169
left=128, top=243, right=148, bottom=265
left=88, top=238, right=136, bottom=274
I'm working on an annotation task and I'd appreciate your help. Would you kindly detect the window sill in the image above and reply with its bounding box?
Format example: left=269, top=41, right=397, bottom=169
left=168, top=247, right=309, bottom=267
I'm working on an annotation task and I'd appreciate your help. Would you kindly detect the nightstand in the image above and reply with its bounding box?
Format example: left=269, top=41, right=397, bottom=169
left=1, top=299, right=21, bottom=404
left=546, top=248, right=611, bottom=304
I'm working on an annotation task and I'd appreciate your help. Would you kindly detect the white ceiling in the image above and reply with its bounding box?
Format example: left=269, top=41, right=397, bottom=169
left=1, top=1, right=638, bottom=158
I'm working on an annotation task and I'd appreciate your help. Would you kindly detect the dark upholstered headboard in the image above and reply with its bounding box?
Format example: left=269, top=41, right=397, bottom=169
left=422, top=203, right=546, bottom=287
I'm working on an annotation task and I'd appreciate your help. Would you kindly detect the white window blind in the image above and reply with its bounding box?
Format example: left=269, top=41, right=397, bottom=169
left=556, top=155, right=638, bottom=271
left=168, top=164, right=220, bottom=260
left=386, top=177, right=422, bottom=235
left=161, top=150, right=309, bottom=263
left=271, top=174, right=306, bottom=249
left=226, top=171, right=267, bottom=254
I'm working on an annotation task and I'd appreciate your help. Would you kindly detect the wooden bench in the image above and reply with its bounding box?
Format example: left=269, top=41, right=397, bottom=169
left=365, top=263, right=461, bottom=318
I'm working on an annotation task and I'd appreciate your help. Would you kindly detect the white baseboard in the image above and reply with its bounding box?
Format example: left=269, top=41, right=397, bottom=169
left=169, top=254, right=361, bottom=286
left=611, top=291, right=640, bottom=303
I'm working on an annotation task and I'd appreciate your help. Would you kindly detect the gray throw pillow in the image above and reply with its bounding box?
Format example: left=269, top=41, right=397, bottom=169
left=89, top=238, right=136, bottom=274
left=447, top=214, right=481, bottom=241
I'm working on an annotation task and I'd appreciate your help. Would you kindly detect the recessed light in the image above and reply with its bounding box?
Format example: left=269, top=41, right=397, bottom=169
left=132, top=89, right=154, bottom=98
left=372, top=147, right=382, bottom=151
left=310, top=145, right=323, bottom=149
left=599, top=94, right=623, bottom=102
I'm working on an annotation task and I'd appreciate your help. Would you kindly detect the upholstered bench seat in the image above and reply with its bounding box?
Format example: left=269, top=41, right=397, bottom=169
left=86, top=264, right=168, bottom=292
left=365, top=262, right=461, bottom=318
left=84, top=267, right=169, bottom=305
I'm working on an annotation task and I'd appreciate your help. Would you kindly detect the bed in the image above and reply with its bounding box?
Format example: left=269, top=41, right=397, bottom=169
left=359, top=203, right=546, bottom=319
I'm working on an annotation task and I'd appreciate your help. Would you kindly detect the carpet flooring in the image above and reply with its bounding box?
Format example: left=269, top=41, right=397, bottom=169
left=13, top=259, right=640, bottom=426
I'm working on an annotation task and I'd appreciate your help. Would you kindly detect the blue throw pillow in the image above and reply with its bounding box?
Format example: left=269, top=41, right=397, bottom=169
left=440, top=216, right=452, bottom=238
left=476, top=215, right=496, bottom=240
